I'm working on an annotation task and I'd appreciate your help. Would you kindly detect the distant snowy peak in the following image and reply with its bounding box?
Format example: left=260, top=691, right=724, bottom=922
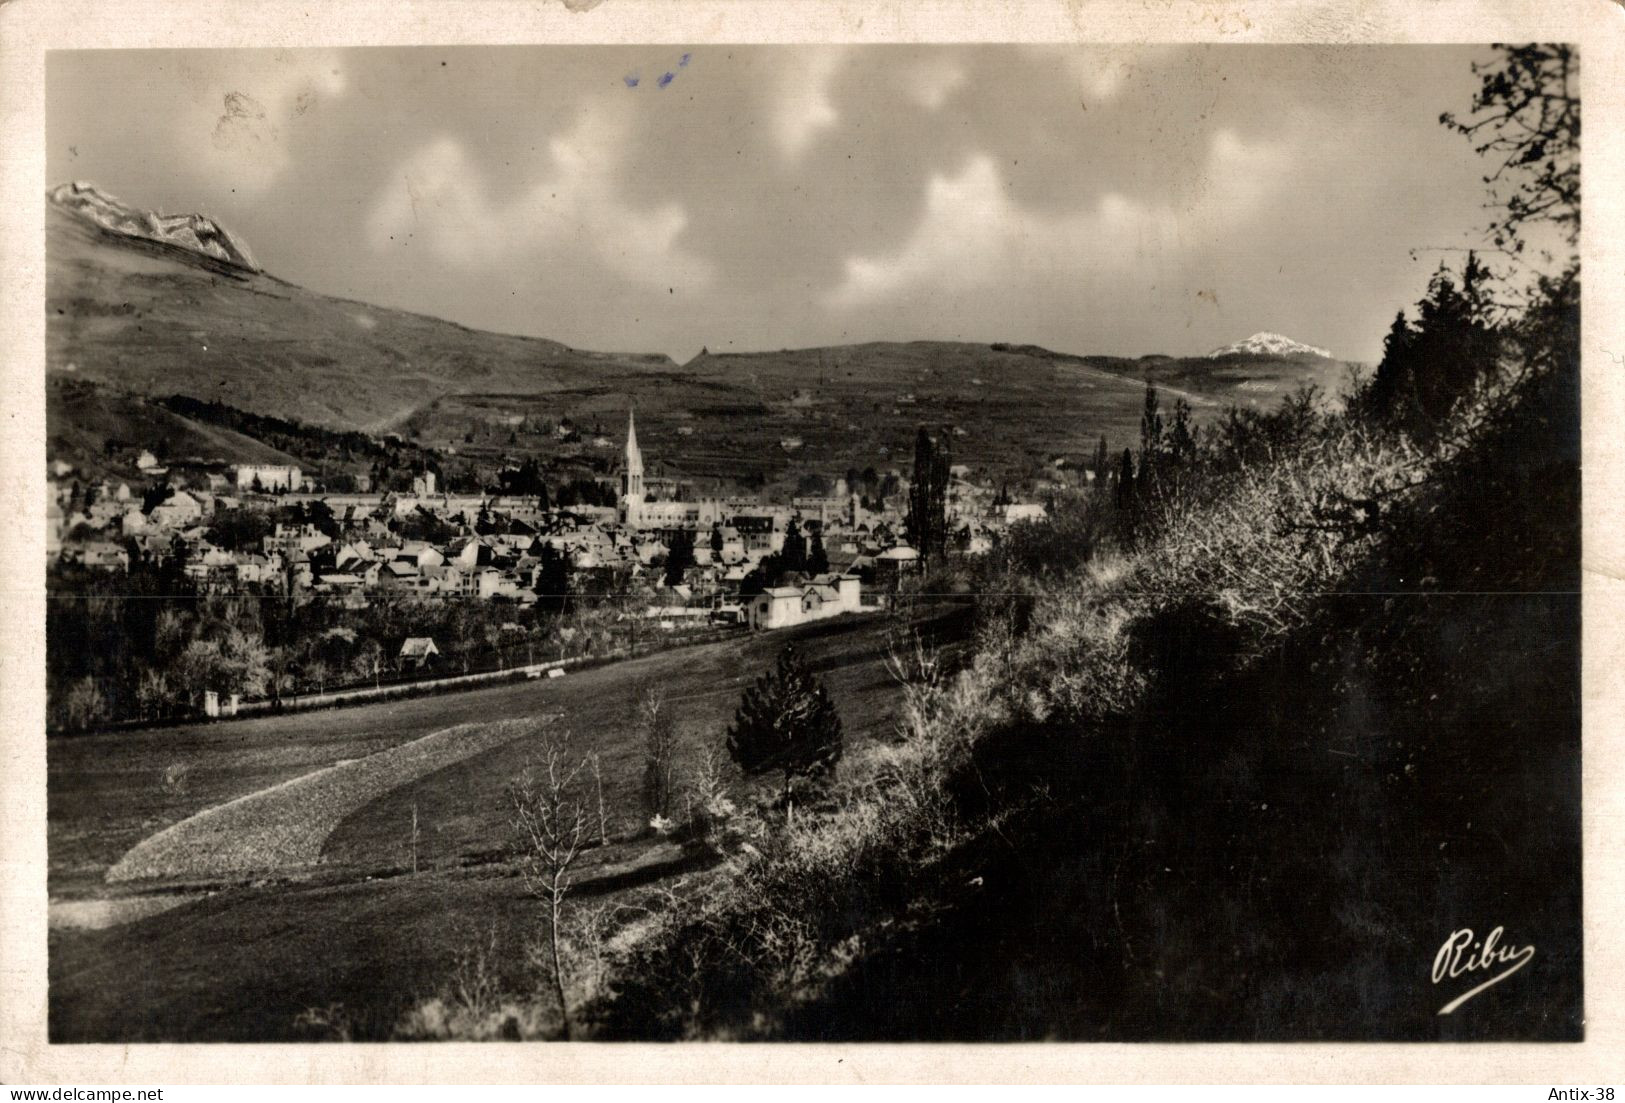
left=1208, top=332, right=1333, bottom=360
left=48, top=181, right=261, bottom=273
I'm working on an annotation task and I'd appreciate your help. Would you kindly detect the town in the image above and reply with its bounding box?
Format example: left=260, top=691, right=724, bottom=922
left=46, top=408, right=1051, bottom=727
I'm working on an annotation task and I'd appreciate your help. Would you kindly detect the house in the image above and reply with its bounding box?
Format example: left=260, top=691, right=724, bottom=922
left=235, top=554, right=278, bottom=586
left=418, top=563, right=463, bottom=595
left=447, top=537, right=491, bottom=572
left=379, top=560, right=420, bottom=590
left=747, top=574, right=862, bottom=630
left=399, top=637, right=440, bottom=670
left=874, top=544, right=921, bottom=585
left=148, top=490, right=205, bottom=529
left=265, top=523, right=332, bottom=558
left=80, top=541, right=130, bottom=572
left=750, top=586, right=805, bottom=630
left=394, top=542, right=445, bottom=570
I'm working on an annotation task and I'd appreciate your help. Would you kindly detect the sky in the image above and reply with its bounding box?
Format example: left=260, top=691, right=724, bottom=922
left=47, top=45, right=1501, bottom=364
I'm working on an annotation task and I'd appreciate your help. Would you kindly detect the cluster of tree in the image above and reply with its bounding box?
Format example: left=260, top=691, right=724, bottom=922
left=844, top=465, right=900, bottom=510
left=662, top=530, right=696, bottom=586
left=47, top=561, right=269, bottom=730
left=49, top=536, right=653, bottom=730
left=1110, top=385, right=1199, bottom=547
left=159, top=394, right=395, bottom=466
left=1364, top=253, right=1502, bottom=434
left=794, top=473, right=834, bottom=497
left=554, top=478, right=618, bottom=509
left=1015, top=43, right=1580, bottom=566
left=497, top=457, right=551, bottom=500
left=736, top=516, right=829, bottom=598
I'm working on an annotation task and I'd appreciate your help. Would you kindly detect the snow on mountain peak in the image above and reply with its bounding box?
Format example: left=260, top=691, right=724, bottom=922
left=48, top=181, right=261, bottom=273
left=1207, top=332, right=1333, bottom=360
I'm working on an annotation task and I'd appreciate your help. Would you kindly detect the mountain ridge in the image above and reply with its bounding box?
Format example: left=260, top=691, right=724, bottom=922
left=1207, top=331, right=1335, bottom=360
left=47, top=185, right=1357, bottom=490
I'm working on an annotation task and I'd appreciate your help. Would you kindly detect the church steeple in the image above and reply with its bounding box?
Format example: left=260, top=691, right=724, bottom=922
left=625, top=408, right=644, bottom=495
left=622, top=407, right=644, bottom=525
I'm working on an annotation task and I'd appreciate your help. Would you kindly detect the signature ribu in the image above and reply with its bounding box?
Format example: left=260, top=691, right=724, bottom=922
left=1431, top=926, right=1535, bottom=1015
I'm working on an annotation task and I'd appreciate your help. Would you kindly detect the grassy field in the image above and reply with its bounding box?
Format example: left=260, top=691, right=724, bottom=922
left=48, top=604, right=972, bottom=1040
left=49, top=610, right=962, bottom=892
left=50, top=869, right=542, bottom=1041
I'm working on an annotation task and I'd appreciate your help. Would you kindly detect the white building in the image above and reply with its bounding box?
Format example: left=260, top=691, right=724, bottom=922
left=1004, top=502, right=1047, bottom=525
left=747, top=574, right=863, bottom=631
left=236, top=464, right=303, bottom=493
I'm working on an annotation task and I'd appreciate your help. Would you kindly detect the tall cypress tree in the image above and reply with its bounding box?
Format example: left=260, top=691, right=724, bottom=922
left=906, top=426, right=952, bottom=563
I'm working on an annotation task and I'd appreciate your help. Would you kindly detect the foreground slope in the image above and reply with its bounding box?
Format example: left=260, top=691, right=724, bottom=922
left=592, top=319, right=1580, bottom=1042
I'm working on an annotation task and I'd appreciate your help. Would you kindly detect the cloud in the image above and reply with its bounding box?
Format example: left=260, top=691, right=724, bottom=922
left=903, top=56, right=968, bottom=111
left=771, top=47, right=848, bottom=163
left=178, top=50, right=349, bottom=195
left=825, top=128, right=1285, bottom=310
left=366, top=103, right=714, bottom=291
left=1018, top=45, right=1180, bottom=105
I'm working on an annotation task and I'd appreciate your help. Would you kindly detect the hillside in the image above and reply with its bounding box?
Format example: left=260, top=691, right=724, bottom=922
left=48, top=186, right=1350, bottom=491
left=47, top=378, right=301, bottom=482
left=47, top=200, right=676, bottom=434
left=586, top=275, right=1581, bottom=1042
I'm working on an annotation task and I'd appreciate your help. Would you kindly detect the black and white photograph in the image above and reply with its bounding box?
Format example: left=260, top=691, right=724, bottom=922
left=11, top=11, right=1600, bottom=1065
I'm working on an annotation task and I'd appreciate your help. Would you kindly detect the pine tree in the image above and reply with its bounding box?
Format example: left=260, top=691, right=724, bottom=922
left=1091, top=435, right=1111, bottom=486
left=1137, top=384, right=1164, bottom=496
left=1372, top=256, right=1501, bottom=433
left=725, top=645, right=843, bottom=825
left=1169, top=398, right=1197, bottom=467
left=534, top=542, right=572, bottom=615
left=780, top=516, right=807, bottom=574
left=663, top=529, right=696, bottom=587
left=1115, top=447, right=1138, bottom=542
left=1370, top=309, right=1418, bottom=419
left=806, top=526, right=829, bottom=575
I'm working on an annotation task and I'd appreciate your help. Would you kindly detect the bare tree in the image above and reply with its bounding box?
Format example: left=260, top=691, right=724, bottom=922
left=685, top=745, right=739, bottom=854
left=885, top=621, right=946, bottom=742
left=639, top=684, right=679, bottom=824
left=409, top=801, right=420, bottom=874
left=509, top=728, right=591, bottom=1040
left=1441, top=44, right=1579, bottom=256
left=589, top=752, right=609, bottom=846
